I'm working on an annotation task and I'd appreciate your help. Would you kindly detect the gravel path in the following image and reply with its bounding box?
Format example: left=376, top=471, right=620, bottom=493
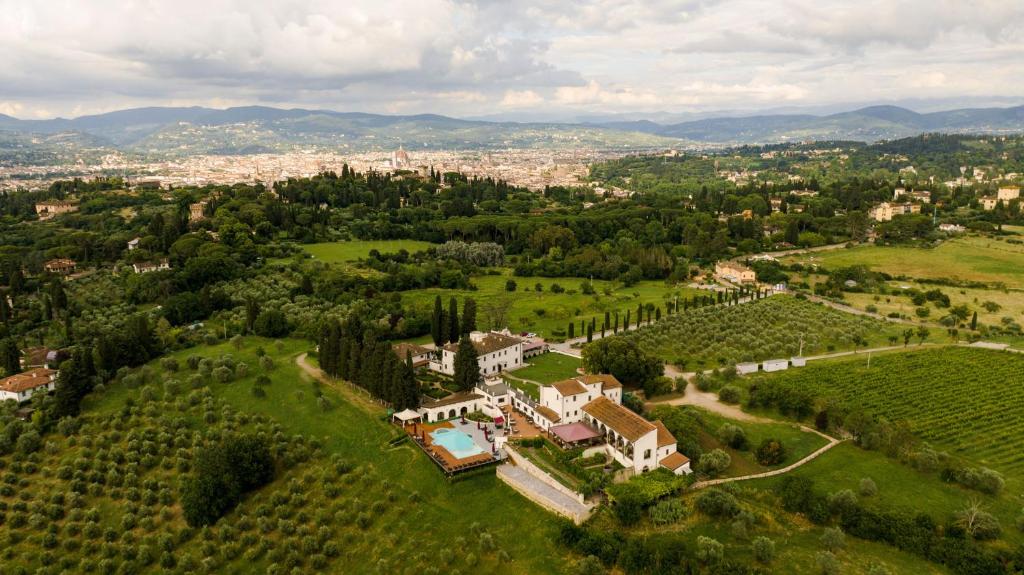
left=496, top=465, right=593, bottom=523
left=693, top=436, right=844, bottom=489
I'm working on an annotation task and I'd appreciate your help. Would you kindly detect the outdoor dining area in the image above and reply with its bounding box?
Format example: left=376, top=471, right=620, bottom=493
left=394, top=410, right=506, bottom=476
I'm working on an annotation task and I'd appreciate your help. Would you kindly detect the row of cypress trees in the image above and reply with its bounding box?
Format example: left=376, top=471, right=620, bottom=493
left=319, top=317, right=420, bottom=410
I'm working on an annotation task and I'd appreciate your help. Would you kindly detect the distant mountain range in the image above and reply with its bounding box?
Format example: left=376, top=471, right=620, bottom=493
left=2, top=103, right=1024, bottom=160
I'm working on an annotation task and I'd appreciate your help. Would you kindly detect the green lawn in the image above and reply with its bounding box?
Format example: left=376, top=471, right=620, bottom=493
left=398, top=270, right=701, bottom=341
left=302, top=239, right=436, bottom=264
left=88, top=337, right=566, bottom=574
left=508, top=352, right=581, bottom=384
left=782, top=235, right=1024, bottom=287
left=748, top=443, right=1024, bottom=547
left=694, top=409, right=830, bottom=476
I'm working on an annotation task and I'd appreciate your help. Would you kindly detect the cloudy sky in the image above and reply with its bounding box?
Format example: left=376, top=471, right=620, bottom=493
left=1, top=0, right=1023, bottom=120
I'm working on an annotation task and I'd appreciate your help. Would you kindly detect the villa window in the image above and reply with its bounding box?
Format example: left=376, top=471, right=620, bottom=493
left=644, top=449, right=651, bottom=459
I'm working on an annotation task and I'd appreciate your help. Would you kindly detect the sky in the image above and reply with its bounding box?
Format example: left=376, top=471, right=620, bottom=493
left=1, top=0, right=1023, bottom=121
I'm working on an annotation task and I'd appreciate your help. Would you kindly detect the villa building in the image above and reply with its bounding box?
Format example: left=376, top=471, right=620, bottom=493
left=714, top=261, right=757, bottom=284
left=893, top=188, right=931, bottom=203
left=431, top=330, right=523, bottom=376
left=132, top=260, right=171, bottom=274
left=35, top=201, right=78, bottom=220
left=980, top=197, right=1000, bottom=211
left=0, top=368, right=59, bottom=403
left=997, top=186, right=1020, bottom=201
left=43, top=258, right=77, bottom=275
left=869, top=201, right=921, bottom=222
left=392, top=342, right=433, bottom=368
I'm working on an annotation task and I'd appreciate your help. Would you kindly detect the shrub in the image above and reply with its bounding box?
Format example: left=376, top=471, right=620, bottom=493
left=820, top=527, right=845, bottom=551
left=252, top=386, right=267, bottom=398
left=696, top=536, right=723, bottom=564
left=187, top=355, right=202, bottom=370
left=648, top=499, right=686, bottom=525
left=751, top=536, right=775, bottom=563
left=717, top=424, right=748, bottom=450
left=698, top=449, right=731, bottom=477
left=816, top=551, right=839, bottom=575
left=754, top=438, right=787, bottom=466
left=213, top=366, right=233, bottom=384
left=259, top=356, right=275, bottom=371
left=161, top=358, right=179, bottom=372
left=827, top=489, right=858, bottom=516
left=571, top=555, right=606, bottom=575
left=858, top=477, right=877, bottom=497
left=695, top=489, right=739, bottom=518
left=718, top=385, right=741, bottom=404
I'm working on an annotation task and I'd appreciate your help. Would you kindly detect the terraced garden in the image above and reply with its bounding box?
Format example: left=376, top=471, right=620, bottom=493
left=742, top=347, right=1024, bottom=477
left=623, top=295, right=902, bottom=369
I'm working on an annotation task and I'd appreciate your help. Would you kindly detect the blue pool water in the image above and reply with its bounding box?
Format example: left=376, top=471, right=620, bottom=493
left=430, top=428, right=485, bottom=459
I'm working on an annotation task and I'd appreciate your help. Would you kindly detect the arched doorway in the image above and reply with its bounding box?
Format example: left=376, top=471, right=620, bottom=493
left=448, top=409, right=456, bottom=419
left=460, top=406, right=468, bottom=416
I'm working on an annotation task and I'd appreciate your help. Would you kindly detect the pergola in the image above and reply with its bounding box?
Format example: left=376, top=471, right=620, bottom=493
left=549, top=422, right=601, bottom=447
left=392, top=408, right=423, bottom=424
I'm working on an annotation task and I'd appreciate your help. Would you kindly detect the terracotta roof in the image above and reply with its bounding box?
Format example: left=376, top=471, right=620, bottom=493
left=577, top=373, right=621, bottom=389
left=582, top=396, right=655, bottom=442
left=443, top=332, right=521, bottom=356
left=426, top=392, right=482, bottom=409
left=393, top=342, right=432, bottom=358
left=653, top=420, right=677, bottom=448
left=21, top=347, right=50, bottom=367
left=535, top=405, right=561, bottom=424
left=0, top=368, right=57, bottom=393
left=551, top=378, right=587, bottom=396
left=660, top=451, right=690, bottom=470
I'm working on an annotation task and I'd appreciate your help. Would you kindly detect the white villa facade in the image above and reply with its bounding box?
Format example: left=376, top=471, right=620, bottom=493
left=0, top=368, right=58, bottom=403
left=431, top=331, right=523, bottom=376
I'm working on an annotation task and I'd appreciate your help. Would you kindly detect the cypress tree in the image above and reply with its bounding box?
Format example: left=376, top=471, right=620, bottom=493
left=0, top=292, right=9, bottom=323
left=431, top=296, right=444, bottom=347
left=586, top=323, right=593, bottom=343
left=655, top=307, right=661, bottom=321
left=461, top=298, right=477, bottom=334
left=448, top=297, right=459, bottom=344
left=338, top=335, right=351, bottom=380
left=568, top=322, right=575, bottom=339
left=636, top=304, right=643, bottom=327
left=604, top=311, right=610, bottom=332
left=348, top=339, right=362, bottom=384
left=452, top=337, right=481, bottom=392
left=625, top=309, right=631, bottom=329
left=970, top=311, right=978, bottom=330
left=614, top=311, right=619, bottom=333
left=0, top=338, right=20, bottom=376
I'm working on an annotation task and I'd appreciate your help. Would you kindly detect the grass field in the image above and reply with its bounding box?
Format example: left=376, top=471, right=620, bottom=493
left=749, top=443, right=1024, bottom=547
left=302, top=240, right=436, bottom=264
left=398, top=270, right=701, bottom=341
left=0, top=337, right=566, bottom=575
left=623, top=295, right=903, bottom=370
left=781, top=236, right=1024, bottom=287
left=693, top=409, right=830, bottom=476
left=741, top=346, right=1024, bottom=479
left=508, top=353, right=581, bottom=384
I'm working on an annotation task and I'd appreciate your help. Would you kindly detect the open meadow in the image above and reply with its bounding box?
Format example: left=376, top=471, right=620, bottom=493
left=301, top=240, right=437, bottom=264
left=781, top=236, right=1024, bottom=288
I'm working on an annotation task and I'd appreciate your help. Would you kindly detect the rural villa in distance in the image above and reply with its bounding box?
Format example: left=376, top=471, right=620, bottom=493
left=390, top=328, right=691, bottom=521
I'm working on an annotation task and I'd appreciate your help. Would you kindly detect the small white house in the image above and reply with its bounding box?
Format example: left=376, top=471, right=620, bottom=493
left=127, top=237, right=141, bottom=250
left=133, top=260, right=171, bottom=274
left=736, top=362, right=759, bottom=375
left=0, top=368, right=58, bottom=403
left=762, top=359, right=789, bottom=372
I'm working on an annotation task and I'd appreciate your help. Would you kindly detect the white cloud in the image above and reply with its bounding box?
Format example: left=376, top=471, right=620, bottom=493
left=0, top=0, right=1021, bottom=118
left=501, top=90, right=544, bottom=108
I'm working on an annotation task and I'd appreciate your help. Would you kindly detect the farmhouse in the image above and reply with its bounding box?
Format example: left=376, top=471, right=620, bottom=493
left=980, top=197, right=1000, bottom=211
left=392, top=342, right=433, bottom=368
left=132, top=260, right=170, bottom=274
left=431, top=330, right=523, bottom=376
left=34, top=201, right=78, bottom=220
left=0, top=368, right=58, bottom=403
left=997, top=186, right=1020, bottom=201
left=43, top=258, right=77, bottom=275
left=714, top=261, right=756, bottom=284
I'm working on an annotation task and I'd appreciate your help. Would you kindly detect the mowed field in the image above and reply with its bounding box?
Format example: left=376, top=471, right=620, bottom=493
left=742, top=346, right=1024, bottom=479
left=302, top=240, right=436, bottom=264
left=399, top=270, right=702, bottom=341
left=85, top=338, right=566, bottom=574
left=782, top=235, right=1024, bottom=287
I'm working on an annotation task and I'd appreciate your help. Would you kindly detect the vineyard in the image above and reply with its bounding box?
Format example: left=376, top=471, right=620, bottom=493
left=623, top=295, right=902, bottom=369
left=743, top=347, right=1024, bottom=477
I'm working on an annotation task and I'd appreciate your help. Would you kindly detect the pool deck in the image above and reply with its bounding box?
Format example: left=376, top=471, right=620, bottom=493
left=404, top=418, right=506, bottom=475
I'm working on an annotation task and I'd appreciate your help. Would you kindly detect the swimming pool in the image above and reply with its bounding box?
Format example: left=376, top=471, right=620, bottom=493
left=430, top=428, right=485, bottom=459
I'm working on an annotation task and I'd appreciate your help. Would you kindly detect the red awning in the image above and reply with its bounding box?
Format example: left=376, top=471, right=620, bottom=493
left=550, top=423, right=601, bottom=443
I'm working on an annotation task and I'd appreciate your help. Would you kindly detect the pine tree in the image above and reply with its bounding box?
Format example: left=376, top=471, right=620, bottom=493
left=452, top=337, right=481, bottom=392
left=461, top=298, right=477, bottom=334
left=430, top=295, right=443, bottom=346
left=53, top=348, right=96, bottom=418
left=448, top=297, right=459, bottom=344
